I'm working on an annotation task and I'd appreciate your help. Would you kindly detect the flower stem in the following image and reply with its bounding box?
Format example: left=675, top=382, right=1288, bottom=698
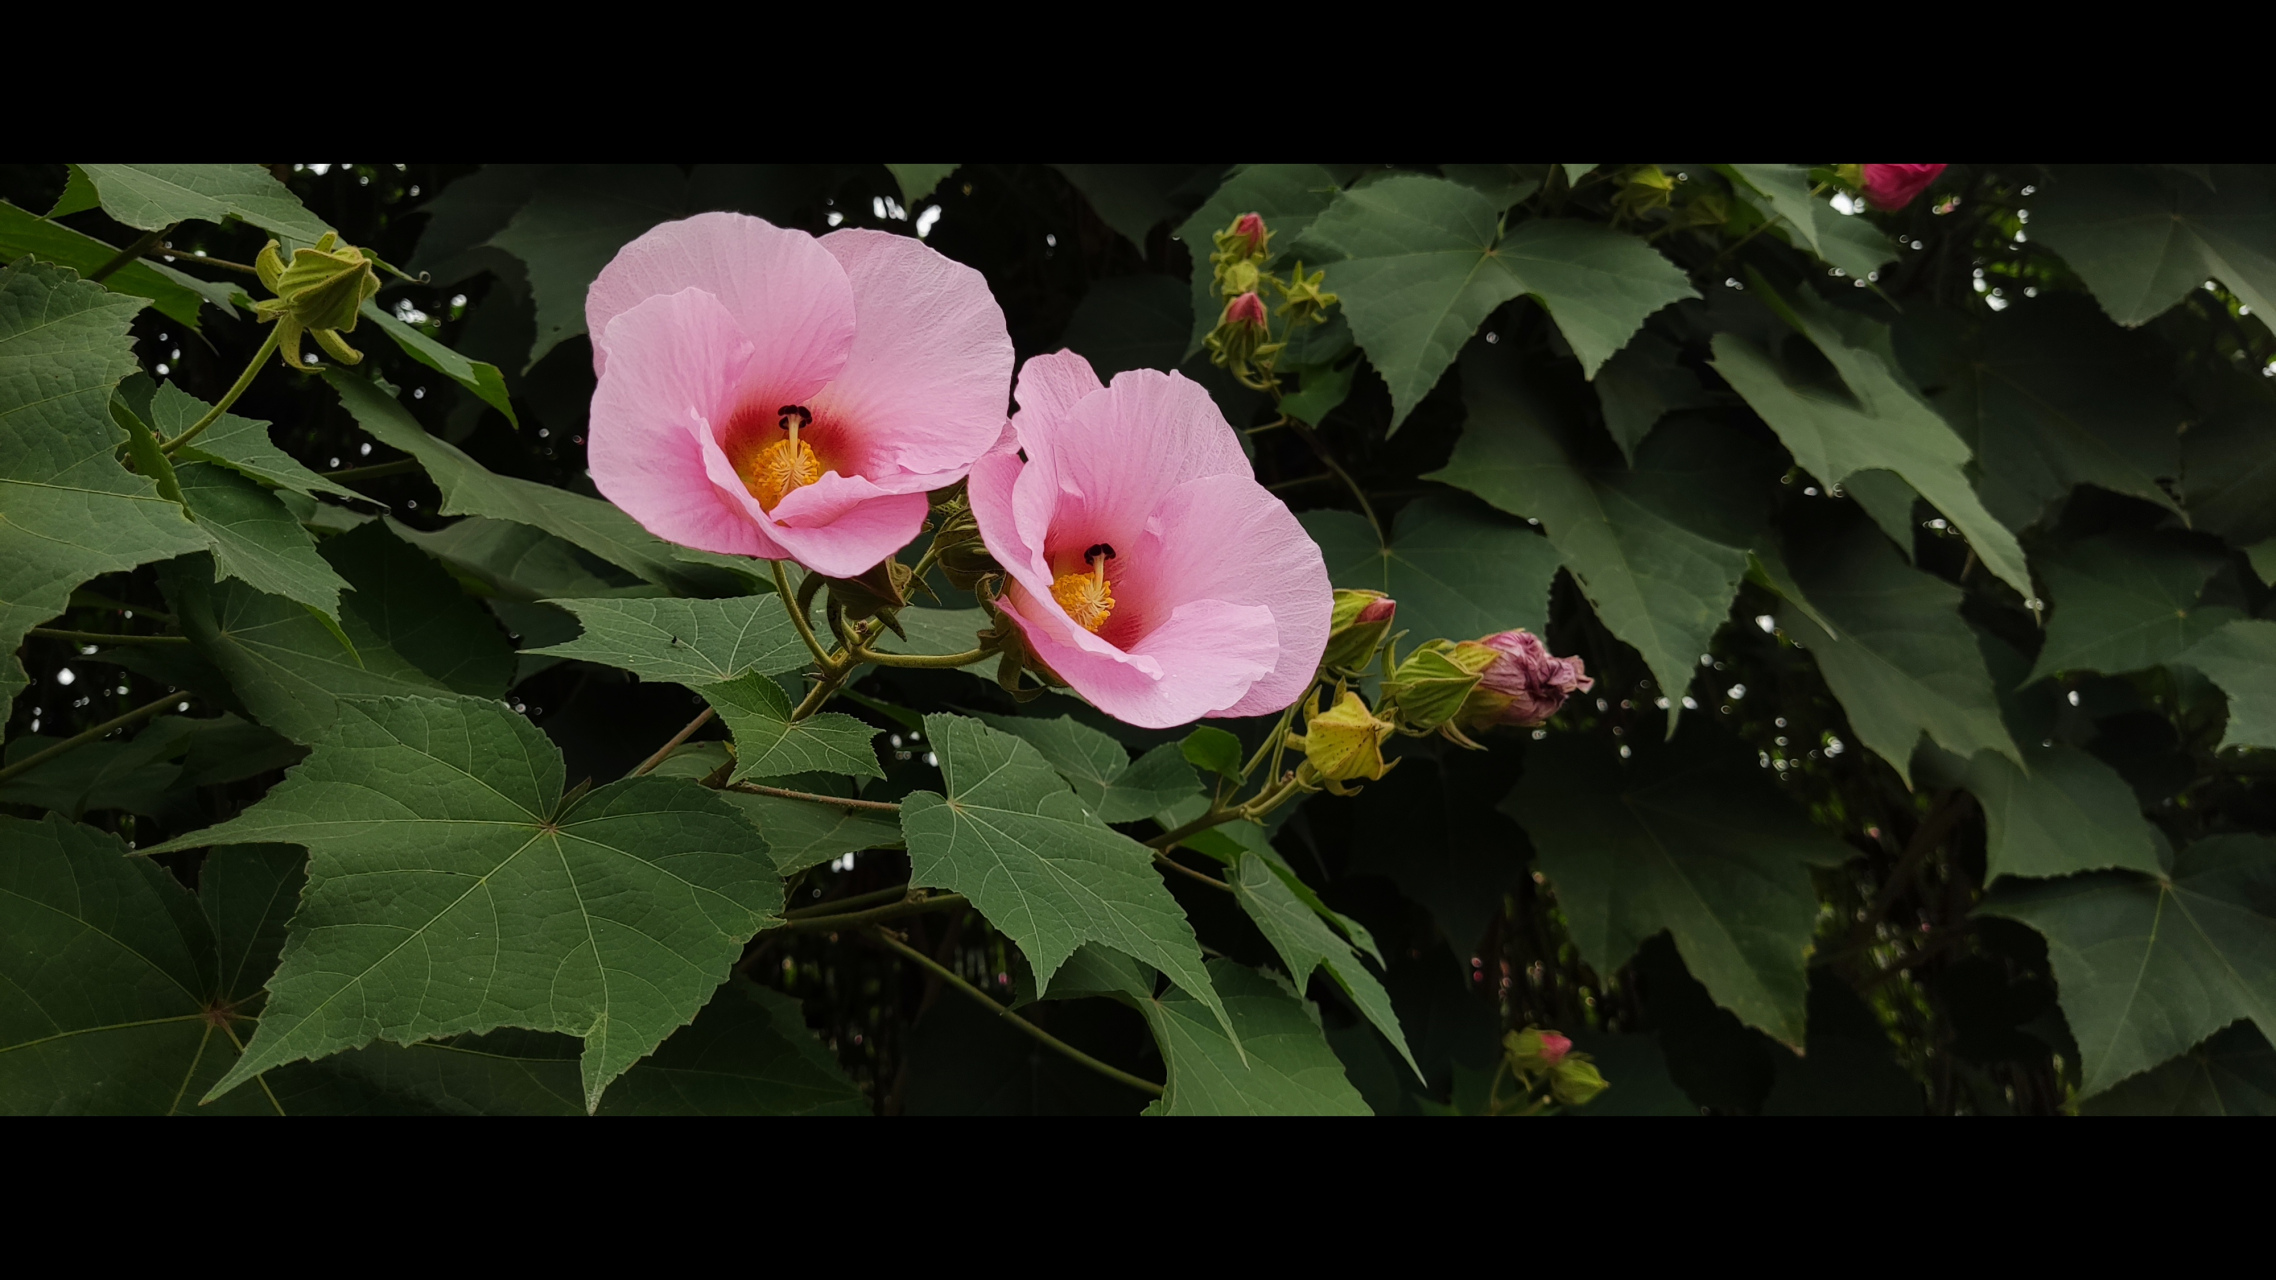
left=1152, top=851, right=1231, bottom=892
left=782, top=882, right=912, bottom=919
left=27, top=628, right=187, bottom=646
left=778, top=892, right=965, bottom=933
left=856, top=643, right=997, bottom=670
left=727, top=782, right=902, bottom=814
left=864, top=926, right=1164, bottom=1098
left=161, top=326, right=282, bottom=455
left=629, top=707, right=713, bottom=777
left=89, top=226, right=173, bottom=283
left=773, top=560, right=835, bottom=669
left=0, top=691, right=186, bottom=786
left=1285, top=417, right=1381, bottom=544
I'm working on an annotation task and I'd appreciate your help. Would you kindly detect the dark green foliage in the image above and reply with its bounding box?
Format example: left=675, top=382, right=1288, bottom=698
left=7, top=161, right=2274, bottom=1116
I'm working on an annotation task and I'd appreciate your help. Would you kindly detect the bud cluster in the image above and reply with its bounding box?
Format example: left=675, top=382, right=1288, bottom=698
left=1284, top=597, right=1595, bottom=789
left=1500, top=1026, right=1608, bottom=1110
left=1202, top=212, right=1338, bottom=393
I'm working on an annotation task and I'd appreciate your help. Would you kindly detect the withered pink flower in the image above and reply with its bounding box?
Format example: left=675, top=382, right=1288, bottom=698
left=969, top=351, right=1330, bottom=728
left=585, top=212, right=1012, bottom=579
left=1862, top=164, right=1947, bottom=211
left=1475, top=629, right=1593, bottom=727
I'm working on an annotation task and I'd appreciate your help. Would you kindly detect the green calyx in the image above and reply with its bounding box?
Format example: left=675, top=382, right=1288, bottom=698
left=1286, top=688, right=1395, bottom=794
left=1321, top=589, right=1396, bottom=673
left=252, top=232, right=381, bottom=370
left=1381, top=639, right=1497, bottom=739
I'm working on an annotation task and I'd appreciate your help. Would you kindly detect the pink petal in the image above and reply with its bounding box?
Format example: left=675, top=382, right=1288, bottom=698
left=810, top=229, right=1014, bottom=480
left=1111, top=472, right=1330, bottom=719
left=763, top=472, right=930, bottom=579
left=590, top=288, right=779, bottom=557
left=1005, top=594, right=1279, bottom=729
left=587, top=212, right=856, bottom=388
left=1015, top=368, right=1252, bottom=567
left=1011, top=349, right=1106, bottom=434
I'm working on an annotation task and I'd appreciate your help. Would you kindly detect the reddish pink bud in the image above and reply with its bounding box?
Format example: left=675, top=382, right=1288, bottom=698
left=1233, top=212, right=1268, bottom=256
left=1476, top=629, right=1593, bottom=727
left=1862, top=164, right=1947, bottom=212
left=1357, top=597, right=1396, bottom=625
left=1538, top=1032, right=1573, bottom=1065
left=1227, top=291, right=1268, bottom=331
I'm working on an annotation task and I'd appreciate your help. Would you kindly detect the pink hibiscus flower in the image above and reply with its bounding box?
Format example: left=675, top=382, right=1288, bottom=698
left=968, top=351, right=1331, bottom=729
left=585, top=212, right=1012, bottom=579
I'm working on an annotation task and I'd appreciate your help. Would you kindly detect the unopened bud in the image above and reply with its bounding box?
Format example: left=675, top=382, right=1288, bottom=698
left=1321, top=589, right=1396, bottom=673
left=1232, top=213, right=1269, bottom=257
left=1383, top=640, right=1495, bottom=734
left=1549, top=1057, right=1609, bottom=1106
left=1206, top=291, right=1281, bottom=373
left=826, top=557, right=915, bottom=630
left=1504, top=1026, right=1564, bottom=1072
left=1287, top=689, right=1394, bottom=791
left=929, top=502, right=998, bottom=590
left=252, top=232, right=380, bottom=369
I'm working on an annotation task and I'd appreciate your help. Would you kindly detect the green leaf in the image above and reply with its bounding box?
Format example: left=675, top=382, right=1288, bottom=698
left=868, top=606, right=994, bottom=661
left=1433, top=344, right=1778, bottom=728
left=0, top=200, right=234, bottom=331
left=0, top=259, right=208, bottom=736
left=164, top=522, right=512, bottom=744
left=1593, top=330, right=1714, bottom=465
left=2027, top=531, right=2239, bottom=683
left=1808, top=203, right=1898, bottom=281
left=1711, top=277, right=2033, bottom=597
left=325, top=369, right=751, bottom=594
left=359, top=300, right=518, bottom=427
left=1439, top=164, right=1545, bottom=211
left=2030, top=164, right=2276, bottom=326
left=1982, top=834, right=2276, bottom=1097
left=73, top=164, right=330, bottom=243
left=487, top=164, right=687, bottom=369
left=1301, top=492, right=1562, bottom=648
left=1137, top=959, right=1370, bottom=1116
left=884, top=164, right=959, bottom=207
left=0, top=815, right=298, bottom=1115
left=0, top=725, right=183, bottom=818
left=146, top=694, right=783, bottom=1112
left=309, top=981, right=865, bottom=1116
left=1761, top=971, right=1924, bottom=1115
left=388, top=515, right=644, bottom=602
left=174, top=462, right=351, bottom=622
left=900, top=713, right=1232, bottom=1043
left=700, top=672, right=881, bottom=782
left=1770, top=513, right=2020, bottom=782
left=1175, top=163, right=1348, bottom=358
left=975, top=713, right=1202, bottom=824
left=2179, top=619, right=2276, bottom=750
left=1719, top=164, right=1824, bottom=254
left=2081, top=1021, right=2276, bottom=1116
left=652, top=743, right=901, bottom=875
left=530, top=596, right=809, bottom=685
left=1179, top=725, right=1244, bottom=784
left=1231, top=850, right=1418, bottom=1080
left=1054, top=164, right=1223, bottom=247
left=1955, top=744, right=2167, bottom=881
left=153, top=383, right=367, bottom=504
left=1911, top=297, right=2184, bottom=531
left=2173, top=380, right=2276, bottom=547
left=1301, top=175, right=1695, bottom=427
left=1506, top=725, right=1850, bottom=1046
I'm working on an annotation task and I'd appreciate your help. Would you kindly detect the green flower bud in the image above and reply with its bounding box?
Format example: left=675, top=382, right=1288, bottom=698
left=1287, top=689, right=1394, bottom=791
left=252, top=233, right=381, bottom=369
left=1383, top=640, right=1496, bottom=733
left=1504, top=1026, right=1572, bottom=1072
left=1321, top=589, right=1397, bottom=673
left=1549, top=1056, right=1609, bottom=1107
